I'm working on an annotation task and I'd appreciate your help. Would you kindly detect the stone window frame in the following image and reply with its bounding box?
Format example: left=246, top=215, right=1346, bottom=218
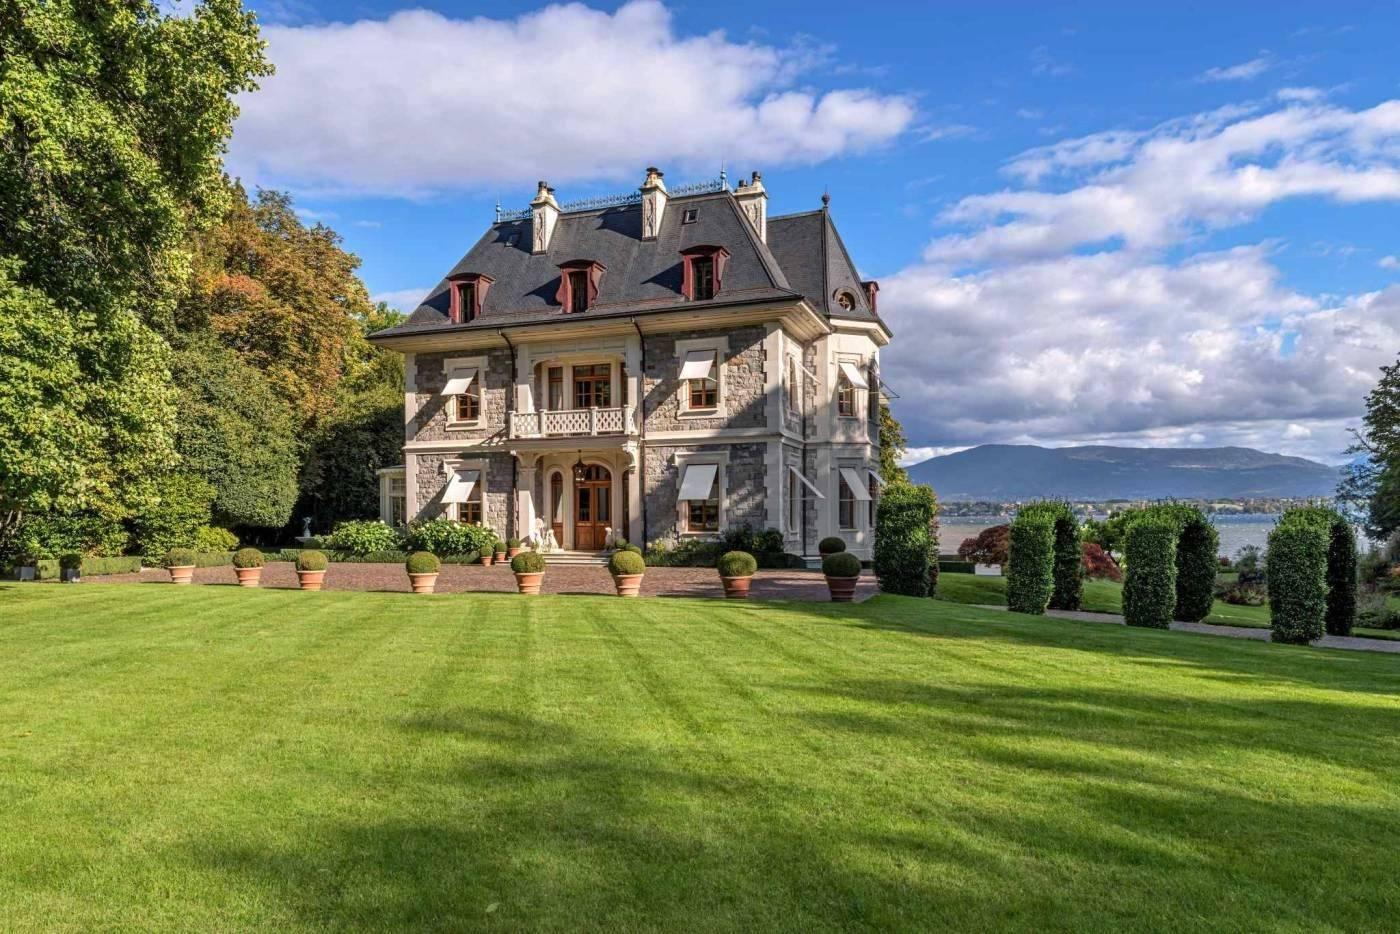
left=834, top=352, right=866, bottom=420
left=785, top=354, right=802, bottom=416
left=445, top=354, right=489, bottom=430
left=674, top=450, right=728, bottom=537
left=674, top=336, right=728, bottom=419
left=444, top=457, right=489, bottom=525
left=379, top=468, right=407, bottom=526
left=532, top=353, right=623, bottom=412
left=835, top=460, right=874, bottom=532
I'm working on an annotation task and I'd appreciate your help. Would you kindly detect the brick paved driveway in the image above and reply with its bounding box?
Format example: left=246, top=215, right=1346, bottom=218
left=89, top=562, right=877, bottom=602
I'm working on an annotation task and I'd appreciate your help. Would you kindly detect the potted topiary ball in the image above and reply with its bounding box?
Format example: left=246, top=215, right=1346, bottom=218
left=479, top=547, right=494, bottom=567
left=822, top=551, right=862, bottom=603
left=624, top=544, right=643, bottom=555
left=406, top=551, right=441, bottom=594
left=510, top=549, right=546, bottom=595
left=296, top=549, right=329, bottom=591
left=493, top=539, right=507, bottom=563
left=232, top=547, right=265, bottom=587
left=165, top=548, right=197, bottom=585
left=14, top=541, right=44, bottom=581
left=507, top=537, right=522, bottom=558
left=608, top=548, right=646, bottom=597
left=58, top=552, right=83, bottom=583
left=717, top=550, right=758, bottom=599
left=818, top=536, right=847, bottom=557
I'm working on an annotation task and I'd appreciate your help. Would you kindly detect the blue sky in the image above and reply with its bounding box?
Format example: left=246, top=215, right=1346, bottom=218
left=225, top=0, right=1400, bottom=463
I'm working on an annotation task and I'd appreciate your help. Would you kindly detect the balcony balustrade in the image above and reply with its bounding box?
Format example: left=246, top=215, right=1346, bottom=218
left=509, top=405, right=635, bottom=439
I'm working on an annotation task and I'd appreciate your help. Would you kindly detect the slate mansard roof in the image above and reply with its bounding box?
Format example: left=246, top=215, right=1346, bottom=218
left=371, top=183, right=883, bottom=341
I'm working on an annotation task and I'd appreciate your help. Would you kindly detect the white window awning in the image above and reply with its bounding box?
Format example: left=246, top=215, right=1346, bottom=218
left=867, top=468, right=886, bottom=488
left=839, top=467, right=872, bottom=500
left=678, top=350, right=716, bottom=383
left=677, top=462, right=718, bottom=501
left=442, top=469, right=479, bottom=504
left=788, top=465, right=826, bottom=499
left=440, top=369, right=477, bottom=396
left=838, top=360, right=869, bottom=390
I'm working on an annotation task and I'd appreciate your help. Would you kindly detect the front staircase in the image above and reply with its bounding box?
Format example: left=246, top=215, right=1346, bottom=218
left=541, top=550, right=610, bottom=567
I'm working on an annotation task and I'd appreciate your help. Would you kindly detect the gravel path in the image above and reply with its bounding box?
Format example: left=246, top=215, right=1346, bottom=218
left=84, top=562, right=876, bottom=603
left=975, top=604, right=1400, bottom=654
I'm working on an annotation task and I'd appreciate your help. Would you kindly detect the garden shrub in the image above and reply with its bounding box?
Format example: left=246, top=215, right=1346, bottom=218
left=296, top=550, right=329, bottom=572
left=1122, top=517, right=1177, bottom=628
left=1080, top=542, right=1123, bottom=581
left=58, top=552, right=82, bottom=570
left=822, top=551, right=862, bottom=578
left=406, top=518, right=495, bottom=558
left=1356, top=592, right=1400, bottom=630
left=511, top=551, right=546, bottom=574
left=608, top=550, right=646, bottom=575
left=873, top=482, right=935, bottom=597
left=406, top=551, right=440, bottom=574
left=1019, top=502, right=1082, bottom=610
left=1006, top=515, right=1054, bottom=614
left=717, top=551, right=758, bottom=578
left=818, top=536, right=846, bottom=556
left=1172, top=510, right=1219, bottom=623
left=507, top=537, right=521, bottom=549
left=130, top=473, right=216, bottom=558
left=957, top=525, right=1010, bottom=567
left=16, top=511, right=128, bottom=559
left=233, top=547, right=264, bottom=569
left=937, top=560, right=977, bottom=575
left=164, top=548, right=197, bottom=568
left=333, top=550, right=410, bottom=564
left=20, top=556, right=143, bottom=580
left=329, top=519, right=404, bottom=556
left=193, top=526, right=239, bottom=553
left=1325, top=513, right=1358, bottom=637
left=624, top=544, right=643, bottom=555
left=1267, top=511, right=1329, bottom=644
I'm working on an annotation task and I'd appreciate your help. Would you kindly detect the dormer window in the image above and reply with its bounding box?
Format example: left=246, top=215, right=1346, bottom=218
left=447, top=273, right=492, bottom=323
left=556, top=260, right=605, bottom=313
left=679, top=245, right=728, bottom=302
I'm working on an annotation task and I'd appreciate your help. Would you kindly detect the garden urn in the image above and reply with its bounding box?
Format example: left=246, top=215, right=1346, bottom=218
left=169, top=566, right=196, bottom=585
left=234, top=567, right=263, bottom=588
left=408, top=572, right=438, bottom=594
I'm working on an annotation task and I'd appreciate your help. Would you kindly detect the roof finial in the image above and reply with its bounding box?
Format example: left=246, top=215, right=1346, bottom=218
left=821, top=186, right=831, bottom=208
left=494, top=195, right=502, bottom=224
left=719, top=160, right=727, bottom=189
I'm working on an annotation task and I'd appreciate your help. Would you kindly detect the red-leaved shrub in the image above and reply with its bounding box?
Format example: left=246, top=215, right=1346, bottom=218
left=1081, top=541, right=1123, bottom=581
left=958, top=524, right=1010, bottom=566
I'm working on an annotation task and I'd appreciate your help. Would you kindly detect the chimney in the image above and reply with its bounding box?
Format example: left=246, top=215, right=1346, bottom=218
left=734, top=170, right=767, bottom=242
left=862, top=280, right=879, bottom=315
left=530, top=180, right=559, bottom=254
left=640, top=166, right=668, bottom=240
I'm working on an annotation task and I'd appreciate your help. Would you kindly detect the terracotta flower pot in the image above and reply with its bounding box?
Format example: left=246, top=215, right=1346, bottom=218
left=825, top=574, right=859, bottom=603
left=514, top=571, right=544, bottom=595
left=480, top=554, right=494, bottom=567
left=408, top=572, right=438, bottom=594
left=721, top=575, right=752, bottom=599
left=612, top=573, right=644, bottom=597
left=494, top=550, right=507, bottom=563
left=169, top=565, right=195, bottom=585
left=507, top=547, right=521, bottom=558
left=234, top=567, right=262, bottom=588
left=297, top=570, right=326, bottom=591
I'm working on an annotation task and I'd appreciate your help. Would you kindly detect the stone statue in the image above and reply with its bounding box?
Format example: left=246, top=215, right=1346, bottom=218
left=301, top=517, right=312, bottom=538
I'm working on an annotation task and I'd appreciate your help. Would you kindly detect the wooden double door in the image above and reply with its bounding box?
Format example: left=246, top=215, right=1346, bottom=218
left=574, top=464, right=612, bottom=550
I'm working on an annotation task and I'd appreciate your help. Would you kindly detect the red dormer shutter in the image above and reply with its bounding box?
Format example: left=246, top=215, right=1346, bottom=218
left=556, top=260, right=606, bottom=311
left=447, top=273, right=493, bottom=323
left=679, top=246, right=729, bottom=301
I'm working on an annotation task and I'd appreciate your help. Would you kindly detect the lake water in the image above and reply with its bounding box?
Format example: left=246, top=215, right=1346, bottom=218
left=938, top=514, right=1287, bottom=560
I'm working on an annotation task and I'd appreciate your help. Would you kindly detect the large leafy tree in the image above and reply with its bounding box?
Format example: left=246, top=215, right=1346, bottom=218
left=1340, top=356, right=1400, bottom=540
left=0, top=0, right=269, bottom=552
left=878, top=402, right=910, bottom=484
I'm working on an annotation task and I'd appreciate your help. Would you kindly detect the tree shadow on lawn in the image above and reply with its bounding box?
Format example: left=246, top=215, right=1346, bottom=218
left=175, top=705, right=1397, bottom=931
left=855, top=597, right=1400, bottom=697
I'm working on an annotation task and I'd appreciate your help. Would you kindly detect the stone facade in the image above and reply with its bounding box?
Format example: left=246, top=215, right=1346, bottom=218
left=411, top=348, right=513, bottom=443
left=412, top=451, right=517, bottom=539
left=642, top=326, right=767, bottom=431
left=643, top=442, right=768, bottom=545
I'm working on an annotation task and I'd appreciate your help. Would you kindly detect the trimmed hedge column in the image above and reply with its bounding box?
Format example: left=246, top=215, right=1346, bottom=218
left=1325, top=513, right=1358, bottom=637
left=1123, top=517, right=1177, bottom=628
left=1173, top=512, right=1219, bottom=623
left=873, top=483, right=935, bottom=597
left=1020, top=501, right=1082, bottom=611
left=1006, top=515, right=1054, bottom=615
left=1267, top=513, right=1329, bottom=644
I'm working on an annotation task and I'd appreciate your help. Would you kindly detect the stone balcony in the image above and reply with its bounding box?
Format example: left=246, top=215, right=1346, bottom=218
left=509, top=406, right=637, bottom=439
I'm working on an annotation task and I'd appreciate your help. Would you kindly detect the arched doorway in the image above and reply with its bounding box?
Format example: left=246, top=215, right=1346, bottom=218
left=574, top=464, right=612, bottom=550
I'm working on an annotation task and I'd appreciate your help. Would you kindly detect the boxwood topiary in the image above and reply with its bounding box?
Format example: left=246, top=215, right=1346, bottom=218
left=608, top=550, right=646, bottom=575
left=406, top=551, right=441, bottom=574
left=233, top=547, right=264, bottom=569
left=1122, top=517, right=1177, bottom=628
left=164, top=547, right=197, bottom=569
left=873, top=483, right=936, bottom=597
left=1267, top=508, right=1330, bottom=644
left=624, top=543, right=643, bottom=555
left=507, top=537, right=521, bottom=548
left=818, top=536, right=846, bottom=556
left=511, top=550, right=546, bottom=574
left=717, top=550, right=758, bottom=578
left=1325, top=512, right=1358, bottom=636
left=296, top=550, right=329, bottom=572
left=822, top=551, right=862, bottom=578
left=1006, top=515, right=1054, bottom=614
left=58, top=552, right=83, bottom=570
left=1018, top=501, right=1082, bottom=611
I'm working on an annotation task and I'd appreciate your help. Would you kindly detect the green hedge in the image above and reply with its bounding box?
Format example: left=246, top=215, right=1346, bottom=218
left=1325, top=513, right=1358, bottom=637
left=8, top=556, right=144, bottom=579
left=873, top=482, right=936, bottom=597
left=1006, top=515, right=1054, bottom=614
left=1019, top=501, right=1081, bottom=611
left=937, top=560, right=976, bottom=575
left=1173, top=511, right=1219, bottom=623
left=1267, top=512, right=1329, bottom=644
left=1123, top=517, right=1177, bottom=628
left=140, top=551, right=235, bottom=568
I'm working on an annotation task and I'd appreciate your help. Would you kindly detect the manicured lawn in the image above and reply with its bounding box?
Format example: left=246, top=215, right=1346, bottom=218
left=935, top=572, right=1400, bottom=640
left=2, top=584, right=1399, bottom=930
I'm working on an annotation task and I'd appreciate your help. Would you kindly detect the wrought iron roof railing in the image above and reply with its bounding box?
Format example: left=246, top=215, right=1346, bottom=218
left=495, top=175, right=729, bottom=224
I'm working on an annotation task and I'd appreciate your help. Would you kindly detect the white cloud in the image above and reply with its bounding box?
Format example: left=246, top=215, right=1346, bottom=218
left=1030, top=45, right=1073, bottom=77
left=372, top=287, right=433, bottom=311
left=920, top=123, right=978, bottom=142
left=1381, top=255, right=1400, bottom=270
left=881, top=99, right=1400, bottom=463
left=1277, top=86, right=1325, bottom=103
left=1199, top=54, right=1272, bottom=83
left=230, top=1, right=915, bottom=197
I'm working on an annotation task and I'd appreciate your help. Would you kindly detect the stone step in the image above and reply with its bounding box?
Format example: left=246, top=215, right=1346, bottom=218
left=541, top=551, right=611, bottom=566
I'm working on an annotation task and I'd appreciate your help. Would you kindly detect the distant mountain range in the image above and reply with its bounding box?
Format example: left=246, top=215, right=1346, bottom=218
left=906, top=445, right=1342, bottom=501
